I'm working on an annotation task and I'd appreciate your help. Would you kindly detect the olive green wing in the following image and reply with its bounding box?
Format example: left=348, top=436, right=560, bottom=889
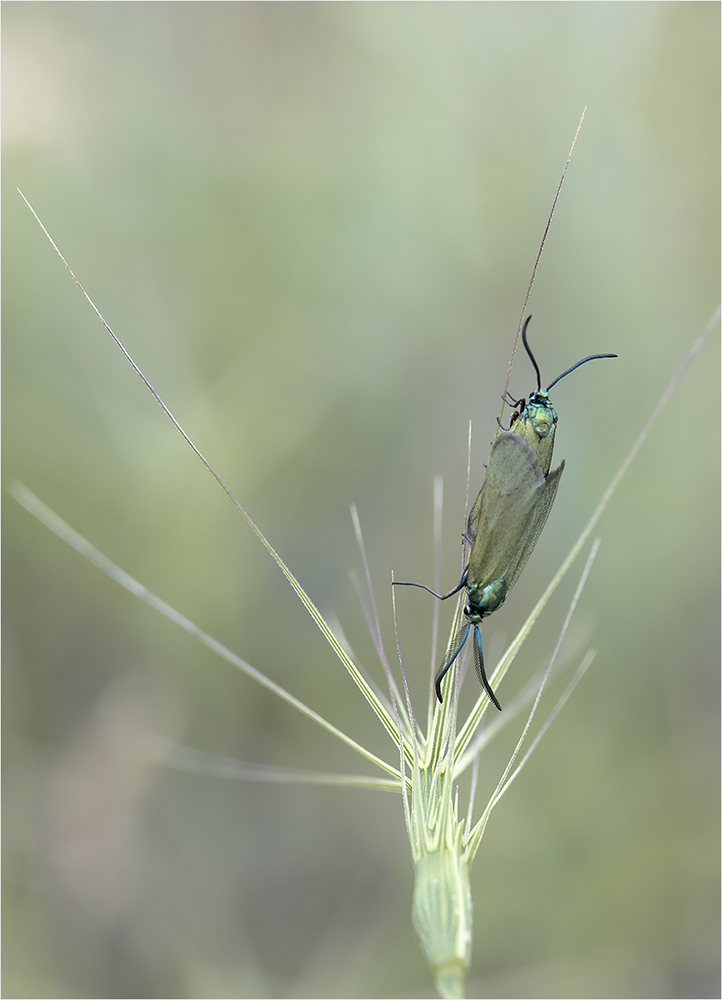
left=466, top=478, right=485, bottom=548
left=467, top=432, right=564, bottom=601
left=502, top=451, right=563, bottom=594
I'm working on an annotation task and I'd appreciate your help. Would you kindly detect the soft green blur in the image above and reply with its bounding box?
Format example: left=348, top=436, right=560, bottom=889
left=3, top=4, right=719, bottom=998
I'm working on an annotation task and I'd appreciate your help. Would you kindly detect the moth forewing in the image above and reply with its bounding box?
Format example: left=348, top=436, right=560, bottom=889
left=466, top=433, right=563, bottom=605
left=503, top=455, right=563, bottom=594
left=465, top=484, right=484, bottom=549
left=434, top=431, right=564, bottom=706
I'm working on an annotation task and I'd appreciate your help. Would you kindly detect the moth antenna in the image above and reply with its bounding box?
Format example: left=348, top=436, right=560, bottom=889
left=472, top=625, right=501, bottom=711
left=546, top=352, right=618, bottom=392
left=496, top=107, right=587, bottom=434
left=521, top=315, right=542, bottom=391
left=434, top=622, right=471, bottom=703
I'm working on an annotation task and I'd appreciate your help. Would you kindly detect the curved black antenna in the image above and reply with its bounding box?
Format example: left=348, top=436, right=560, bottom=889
left=521, top=315, right=542, bottom=391
left=434, top=622, right=470, bottom=702
left=434, top=622, right=502, bottom=709
left=472, top=625, right=501, bottom=711
left=546, top=351, right=618, bottom=391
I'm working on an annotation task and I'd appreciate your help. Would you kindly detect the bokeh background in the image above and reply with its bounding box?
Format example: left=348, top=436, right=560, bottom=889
left=3, top=4, right=719, bottom=998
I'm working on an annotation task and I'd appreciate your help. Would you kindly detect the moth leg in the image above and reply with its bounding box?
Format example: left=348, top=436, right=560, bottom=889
left=393, top=566, right=468, bottom=602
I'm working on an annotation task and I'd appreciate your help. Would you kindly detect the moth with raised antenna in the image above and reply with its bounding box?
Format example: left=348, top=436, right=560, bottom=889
left=395, top=316, right=617, bottom=708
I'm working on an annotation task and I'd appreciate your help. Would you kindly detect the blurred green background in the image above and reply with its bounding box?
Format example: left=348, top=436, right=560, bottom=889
left=3, top=4, right=719, bottom=998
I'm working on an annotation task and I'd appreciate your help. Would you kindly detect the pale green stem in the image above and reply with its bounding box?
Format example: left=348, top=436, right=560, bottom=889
left=351, top=504, right=412, bottom=736
left=466, top=540, right=600, bottom=859
left=499, top=648, right=596, bottom=796
left=147, top=737, right=402, bottom=791
left=18, top=190, right=404, bottom=750
left=10, top=481, right=403, bottom=784
left=455, top=644, right=580, bottom=768
left=428, top=474, right=444, bottom=717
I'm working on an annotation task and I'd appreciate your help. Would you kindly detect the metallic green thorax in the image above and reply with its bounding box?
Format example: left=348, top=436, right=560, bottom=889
left=509, top=388, right=557, bottom=475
